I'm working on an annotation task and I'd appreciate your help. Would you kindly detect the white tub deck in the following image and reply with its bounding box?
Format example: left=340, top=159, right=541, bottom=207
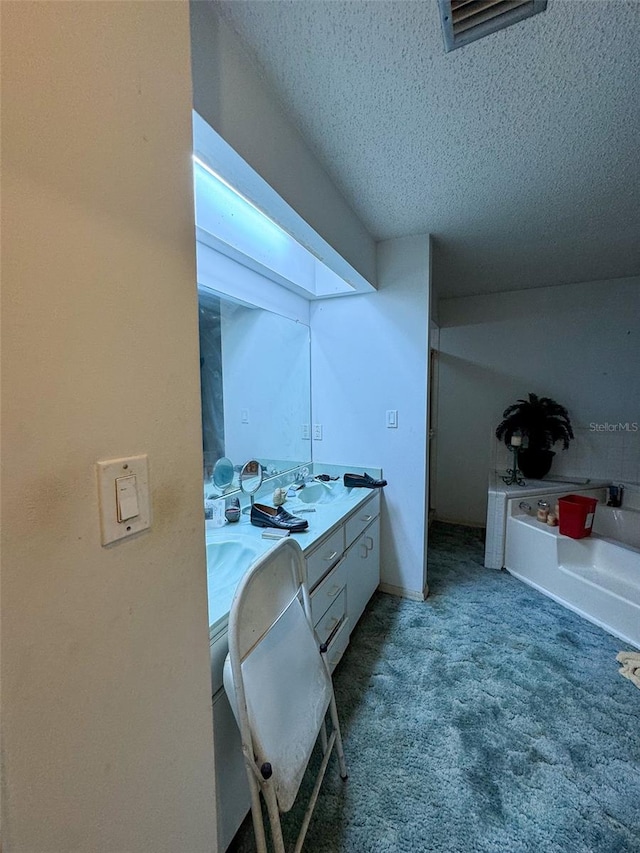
left=505, top=499, right=640, bottom=649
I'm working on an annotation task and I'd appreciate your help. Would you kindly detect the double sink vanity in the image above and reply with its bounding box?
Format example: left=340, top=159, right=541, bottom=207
left=196, top=226, right=384, bottom=848
left=206, top=462, right=382, bottom=850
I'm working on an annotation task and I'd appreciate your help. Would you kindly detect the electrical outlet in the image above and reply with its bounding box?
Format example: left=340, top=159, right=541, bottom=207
left=301, top=424, right=310, bottom=440
left=241, top=409, right=249, bottom=424
left=313, top=424, right=323, bottom=441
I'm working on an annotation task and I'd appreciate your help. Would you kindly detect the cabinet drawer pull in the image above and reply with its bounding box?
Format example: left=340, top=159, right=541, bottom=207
left=325, top=615, right=340, bottom=632
left=362, top=514, right=373, bottom=522
left=323, top=551, right=339, bottom=562
left=365, top=536, right=374, bottom=550
left=360, top=543, right=368, bottom=559
left=327, top=585, right=341, bottom=598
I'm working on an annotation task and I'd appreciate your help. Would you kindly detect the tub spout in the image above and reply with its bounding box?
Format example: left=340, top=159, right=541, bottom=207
left=519, top=501, right=532, bottom=513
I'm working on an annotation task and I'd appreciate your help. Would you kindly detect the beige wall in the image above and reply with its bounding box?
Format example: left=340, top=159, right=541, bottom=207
left=1, top=2, right=217, bottom=850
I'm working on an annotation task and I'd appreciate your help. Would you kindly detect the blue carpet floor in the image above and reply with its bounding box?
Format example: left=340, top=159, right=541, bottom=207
left=229, top=522, right=640, bottom=852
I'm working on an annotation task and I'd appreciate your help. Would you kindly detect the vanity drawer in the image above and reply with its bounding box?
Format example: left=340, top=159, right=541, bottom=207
left=326, top=618, right=350, bottom=673
left=306, top=526, right=345, bottom=590
left=315, top=588, right=346, bottom=644
left=311, top=557, right=347, bottom=624
left=345, top=492, right=380, bottom=548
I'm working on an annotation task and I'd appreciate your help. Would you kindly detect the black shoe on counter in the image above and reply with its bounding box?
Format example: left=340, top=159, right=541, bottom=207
left=250, top=503, right=309, bottom=532
left=343, top=472, right=387, bottom=489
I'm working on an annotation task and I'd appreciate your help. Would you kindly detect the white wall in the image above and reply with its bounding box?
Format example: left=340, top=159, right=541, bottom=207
left=1, top=4, right=217, bottom=851
left=311, top=235, right=431, bottom=599
left=189, top=1, right=377, bottom=290
left=435, top=276, right=640, bottom=526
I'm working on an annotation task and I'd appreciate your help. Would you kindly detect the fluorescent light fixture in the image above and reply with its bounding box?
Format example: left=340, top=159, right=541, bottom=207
left=192, top=112, right=374, bottom=297
left=193, top=155, right=275, bottom=222
left=193, top=156, right=355, bottom=298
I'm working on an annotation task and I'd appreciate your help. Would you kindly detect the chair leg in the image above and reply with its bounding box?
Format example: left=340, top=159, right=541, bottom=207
left=263, top=780, right=286, bottom=853
left=328, top=694, right=348, bottom=779
left=320, top=717, right=328, bottom=754
left=246, top=771, right=269, bottom=853
left=294, top=729, right=337, bottom=853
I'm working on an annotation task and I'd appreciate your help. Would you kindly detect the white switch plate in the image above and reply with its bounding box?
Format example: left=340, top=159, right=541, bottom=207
left=301, top=424, right=310, bottom=440
left=241, top=409, right=249, bottom=424
left=386, top=410, right=398, bottom=428
left=313, top=424, right=323, bottom=441
left=97, top=455, right=151, bottom=545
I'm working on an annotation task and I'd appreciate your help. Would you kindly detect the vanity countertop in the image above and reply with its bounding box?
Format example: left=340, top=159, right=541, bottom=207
left=205, top=466, right=383, bottom=638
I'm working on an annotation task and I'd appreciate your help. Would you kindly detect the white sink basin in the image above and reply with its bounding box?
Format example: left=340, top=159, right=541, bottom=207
left=296, top=482, right=346, bottom=505
left=206, top=538, right=263, bottom=627
left=207, top=538, right=261, bottom=569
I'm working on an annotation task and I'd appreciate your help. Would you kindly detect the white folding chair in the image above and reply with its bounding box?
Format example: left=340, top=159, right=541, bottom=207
left=223, top=537, right=348, bottom=853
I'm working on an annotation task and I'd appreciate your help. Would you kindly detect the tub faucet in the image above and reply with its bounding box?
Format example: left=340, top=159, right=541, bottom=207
left=607, top=484, right=624, bottom=507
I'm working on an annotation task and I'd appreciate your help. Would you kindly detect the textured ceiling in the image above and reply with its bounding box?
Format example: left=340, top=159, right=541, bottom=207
left=212, top=0, right=640, bottom=298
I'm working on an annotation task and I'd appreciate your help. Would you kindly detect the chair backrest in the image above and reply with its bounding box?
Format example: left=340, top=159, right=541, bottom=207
left=224, top=538, right=333, bottom=812
left=228, top=537, right=306, bottom=661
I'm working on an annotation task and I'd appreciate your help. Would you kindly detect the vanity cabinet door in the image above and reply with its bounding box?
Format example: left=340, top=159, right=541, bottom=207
left=345, top=517, right=380, bottom=629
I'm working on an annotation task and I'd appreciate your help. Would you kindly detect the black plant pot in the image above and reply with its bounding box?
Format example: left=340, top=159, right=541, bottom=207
left=518, top=449, right=555, bottom=479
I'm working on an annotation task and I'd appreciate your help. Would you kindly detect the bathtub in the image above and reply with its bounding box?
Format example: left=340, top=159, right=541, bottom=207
left=504, top=486, right=640, bottom=649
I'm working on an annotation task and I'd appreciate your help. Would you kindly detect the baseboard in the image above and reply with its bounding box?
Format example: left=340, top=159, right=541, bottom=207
left=378, top=582, right=427, bottom=602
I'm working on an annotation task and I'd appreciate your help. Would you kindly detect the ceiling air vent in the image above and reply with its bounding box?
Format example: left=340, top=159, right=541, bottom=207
left=438, top=0, right=547, bottom=52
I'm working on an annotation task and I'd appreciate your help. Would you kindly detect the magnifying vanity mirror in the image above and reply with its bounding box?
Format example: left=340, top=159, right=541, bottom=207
left=240, top=460, right=263, bottom=507
left=212, top=456, right=235, bottom=492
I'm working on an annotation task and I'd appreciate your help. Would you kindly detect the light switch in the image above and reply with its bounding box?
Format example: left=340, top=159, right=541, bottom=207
left=241, top=408, right=249, bottom=424
left=97, top=455, right=151, bottom=545
left=386, top=410, right=398, bottom=428
left=116, top=475, right=139, bottom=522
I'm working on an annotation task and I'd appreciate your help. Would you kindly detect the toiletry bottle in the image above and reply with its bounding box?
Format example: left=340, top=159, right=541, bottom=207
left=211, top=499, right=226, bottom=527
left=537, top=501, right=549, bottom=522
left=225, top=496, right=241, bottom=523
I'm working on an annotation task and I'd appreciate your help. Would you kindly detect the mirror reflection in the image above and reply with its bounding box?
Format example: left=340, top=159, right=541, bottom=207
left=239, top=459, right=264, bottom=499
left=199, top=290, right=311, bottom=492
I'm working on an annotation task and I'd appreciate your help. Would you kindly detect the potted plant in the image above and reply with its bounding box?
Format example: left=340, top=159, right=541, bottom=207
left=495, top=393, right=574, bottom=479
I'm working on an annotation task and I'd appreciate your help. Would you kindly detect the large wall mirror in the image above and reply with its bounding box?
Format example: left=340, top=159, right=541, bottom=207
left=199, top=288, right=311, bottom=494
